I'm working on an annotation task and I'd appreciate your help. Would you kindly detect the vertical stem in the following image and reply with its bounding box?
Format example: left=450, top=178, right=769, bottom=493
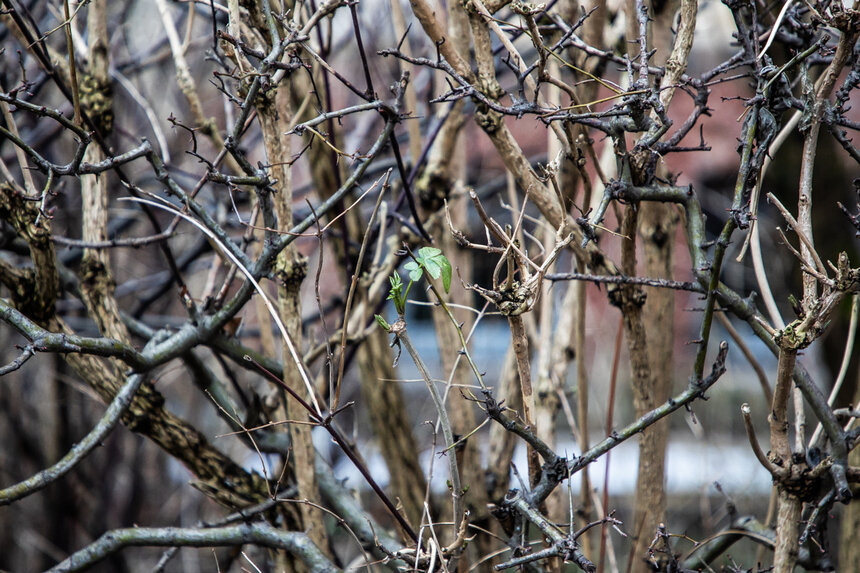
left=773, top=489, right=802, bottom=573
left=574, top=277, right=593, bottom=551
left=693, top=109, right=758, bottom=380
left=80, top=0, right=124, bottom=357
left=597, top=315, right=624, bottom=573
left=508, top=314, right=541, bottom=487
left=396, top=324, right=464, bottom=530
left=508, top=314, right=535, bottom=425
left=793, top=101, right=821, bottom=454
left=537, top=58, right=564, bottom=523
left=619, top=206, right=665, bottom=572
left=256, top=24, right=329, bottom=554
left=770, top=348, right=796, bottom=472
left=771, top=346, right=799, bottom=573
left=63, top=0, right=81, bottom=126
left=487, top=348, right=520, bottom=502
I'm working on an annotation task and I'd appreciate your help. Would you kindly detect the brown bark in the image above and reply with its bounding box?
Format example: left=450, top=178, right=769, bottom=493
left=534, top=245, right=562, bottom=473
left=774, top=488, right=802, bottom=573
left=507, top=314, right=541, bottom=489
left=616, top=207, right=665, bottom=570
left=629, top=201, right=677, bottom=567
left=258, top=86, right=329, bottom=560
left=487, top=347, right=521, bottom=504
left=770, top=347, right=800, bottom=573
left=573, top=276, right=594, bottom=555
left=0, top=184, right=58, bottom=322
left=625, top=2, right=687, bottom=568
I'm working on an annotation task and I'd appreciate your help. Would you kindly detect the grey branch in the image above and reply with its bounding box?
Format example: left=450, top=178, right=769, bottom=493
left=0, top=373, right=145, bottom=505
left=47, top=523, right=336, bottom=573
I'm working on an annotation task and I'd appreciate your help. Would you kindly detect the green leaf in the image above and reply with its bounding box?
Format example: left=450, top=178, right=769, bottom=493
left=389, top=273, right=403, bottom=290
left=404, top=248, right=452, bottom=291
left=418, top=246, right=442, bottom=259
left=423, top=258, right=441, bottom=280
left=374, top=314, right=390, bottom=331
left=438, top=256, right=452, bottom=293
left=404, top=261, right=423, bottom=282
left=387, top=273, right=406, bottom=314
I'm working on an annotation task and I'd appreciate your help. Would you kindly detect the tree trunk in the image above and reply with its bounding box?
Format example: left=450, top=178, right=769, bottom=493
left=260, top=86, right=329, bottom=562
